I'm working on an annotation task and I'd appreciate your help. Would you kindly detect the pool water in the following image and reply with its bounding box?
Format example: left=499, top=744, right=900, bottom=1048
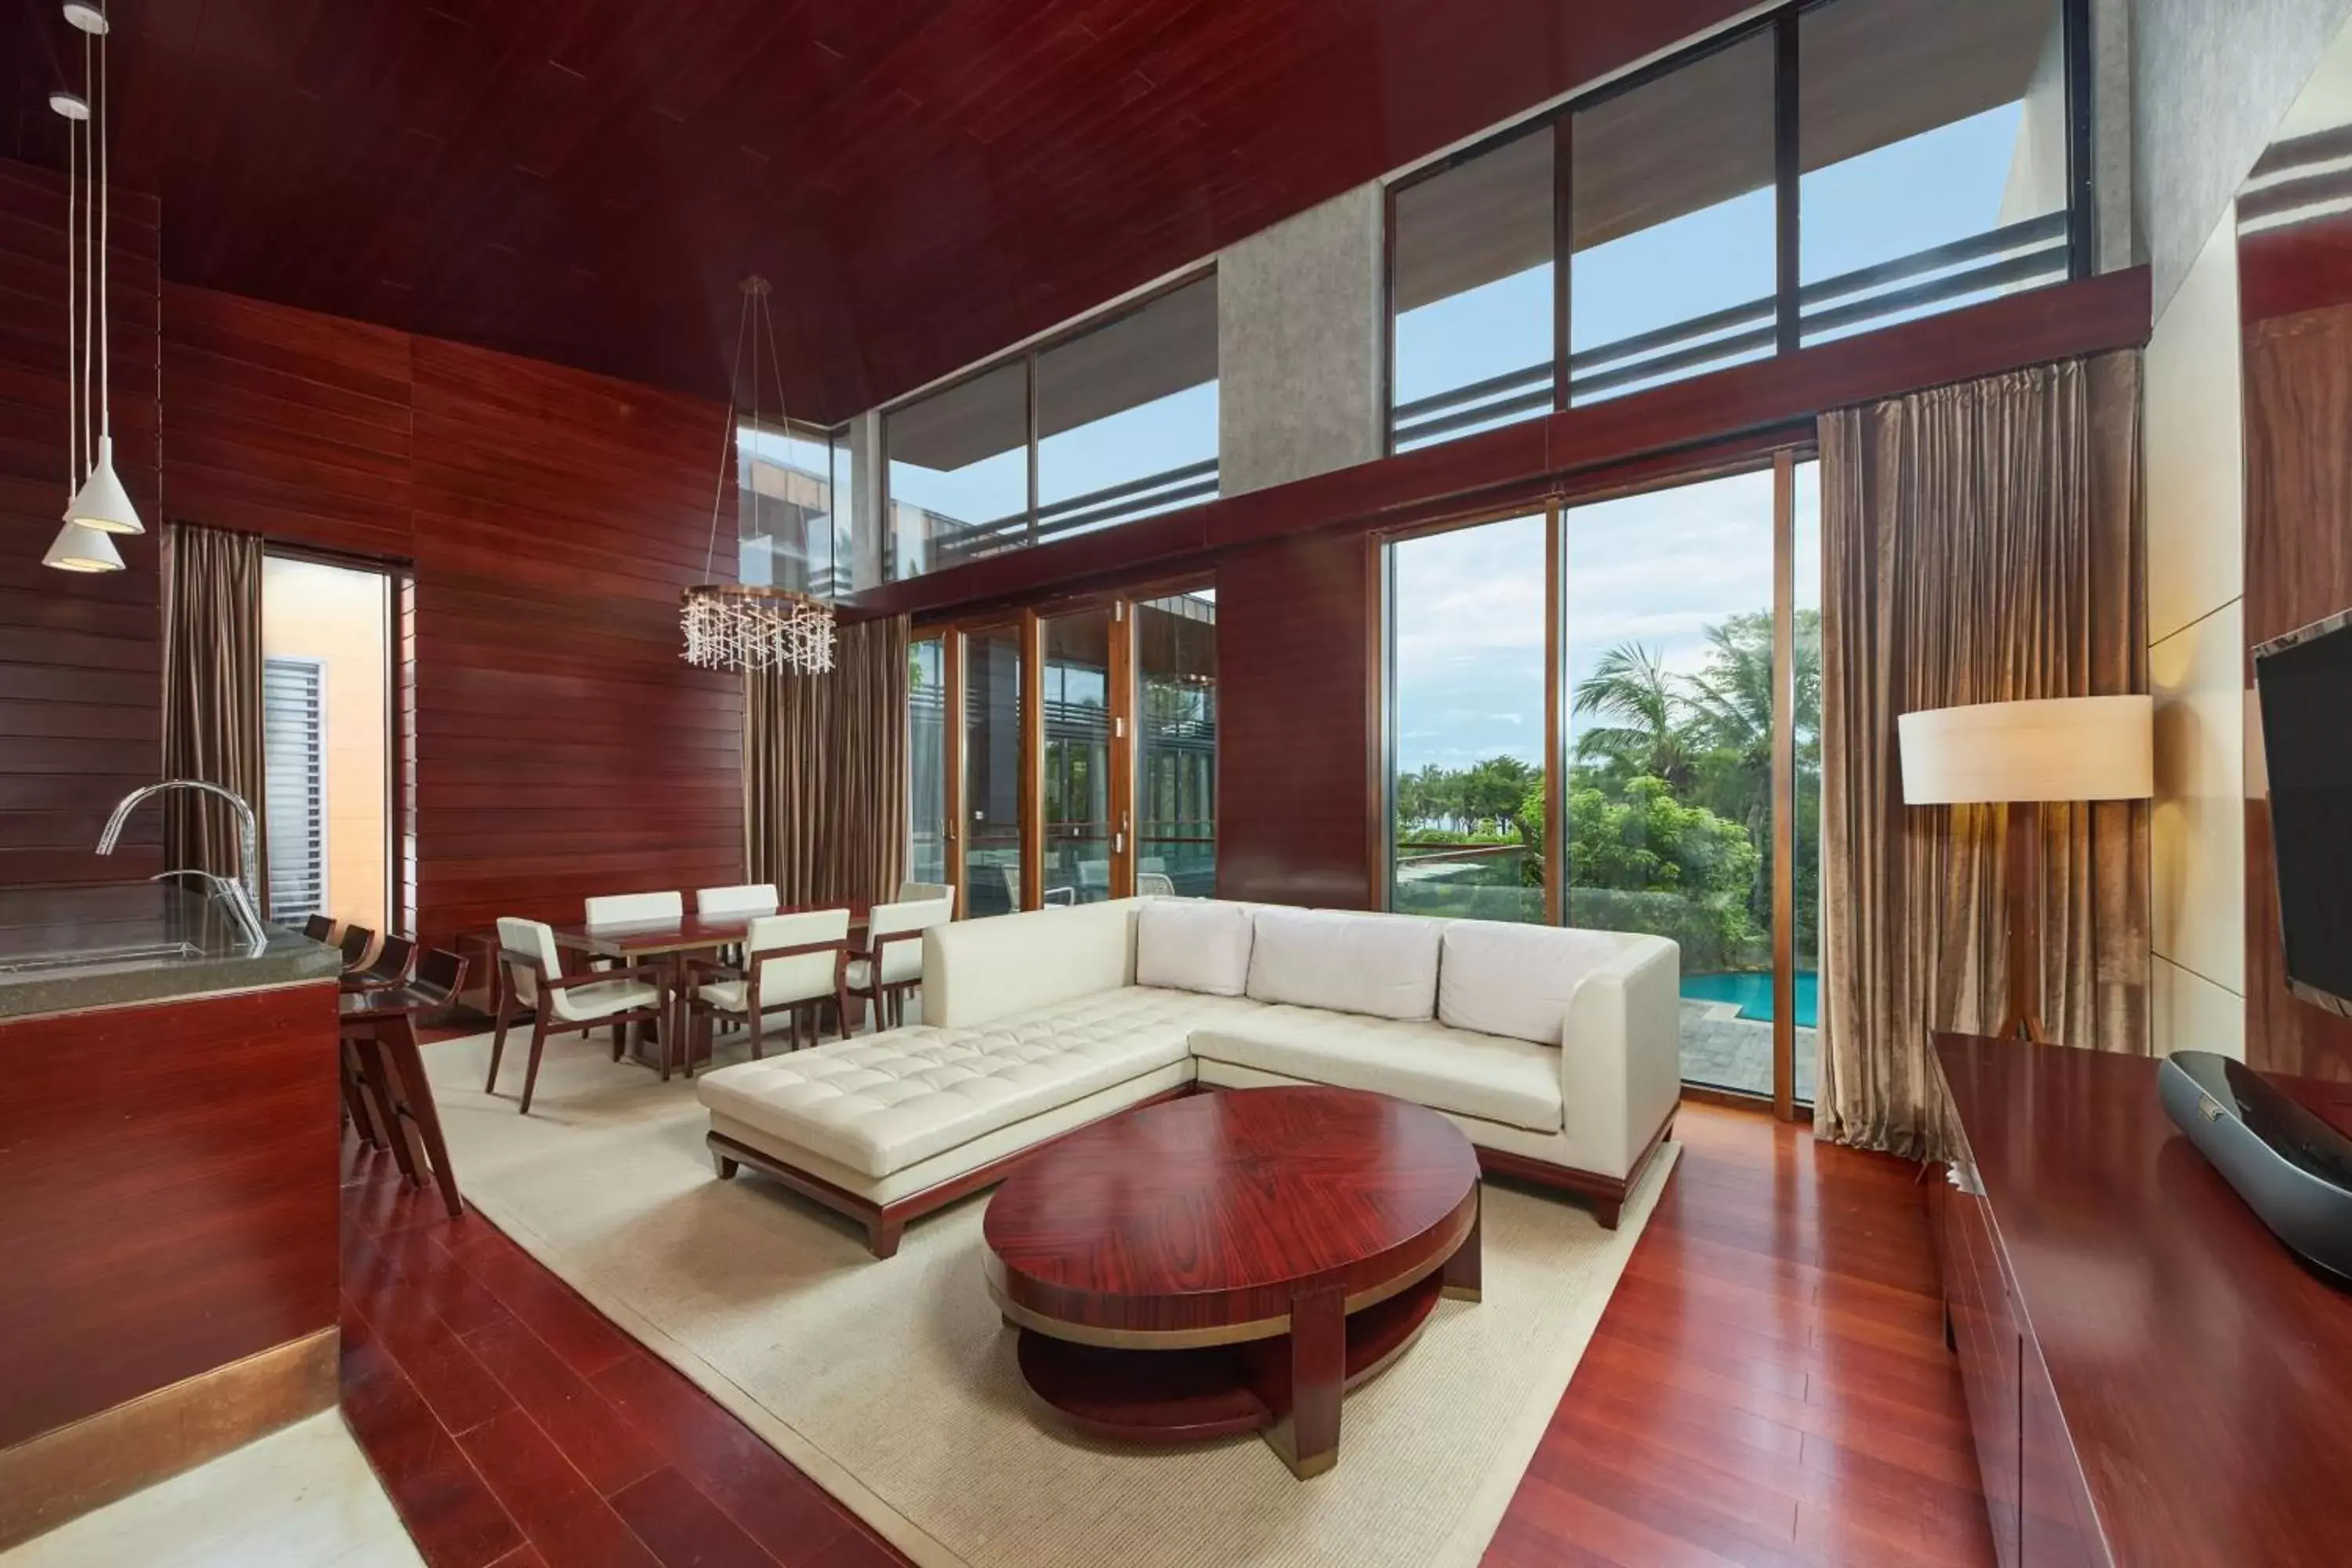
left=1682, top=969, right=1820, bottom=1029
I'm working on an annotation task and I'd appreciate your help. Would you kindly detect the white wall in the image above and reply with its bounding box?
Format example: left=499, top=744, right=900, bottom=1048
left=2143, top=209, right=2247, bottom=1057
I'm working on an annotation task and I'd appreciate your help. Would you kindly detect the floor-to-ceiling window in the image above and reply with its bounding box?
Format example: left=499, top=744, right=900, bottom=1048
left=1387, top=514, right=1548, bottom=921
left=1136, top=591, right=1218, bottom=897
left=1564, top=470, right=1783, bottom=1099
left=908, top=637, right=949, bottom=887
left=260, top=553, right=394, bottom=931
left=1042, top=612, right=1113, bottom=903
left=1381, top=460, right=1818, bottom=1107
left=962, top=623, right=1025, bottom=916
left=909, top=585, right=1218, bottom=914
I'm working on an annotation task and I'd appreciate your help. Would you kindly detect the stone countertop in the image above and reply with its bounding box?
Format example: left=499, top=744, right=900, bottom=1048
left=0, top=882, right=343, bottom=1022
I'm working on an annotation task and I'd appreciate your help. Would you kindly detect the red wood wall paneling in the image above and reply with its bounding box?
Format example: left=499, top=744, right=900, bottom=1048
left=0, top=982, right=342, bottom=1449
left=2240, top=267, right=2352, bottom=1082
left=0, top=158, right=162, bottom=887
left=1214, top=531, right=1378, bottom=909
left=162, top=281, right=745, bottom=947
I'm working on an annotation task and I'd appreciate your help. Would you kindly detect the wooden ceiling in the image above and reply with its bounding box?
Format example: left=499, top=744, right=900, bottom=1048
left=0, top=0, right=1754, bottom=424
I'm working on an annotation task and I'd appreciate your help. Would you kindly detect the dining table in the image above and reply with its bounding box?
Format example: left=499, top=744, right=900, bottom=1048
left=546, top=903, right=871, bottom=1075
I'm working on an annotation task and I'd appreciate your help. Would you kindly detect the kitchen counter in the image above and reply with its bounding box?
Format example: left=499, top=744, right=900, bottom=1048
left=0, top=882, right=341, bottom=1021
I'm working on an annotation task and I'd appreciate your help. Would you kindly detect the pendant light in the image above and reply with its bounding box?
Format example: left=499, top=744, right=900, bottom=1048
left=57, top=0, right=143, bottom=547
left=680, top=277, right=835, bottom=675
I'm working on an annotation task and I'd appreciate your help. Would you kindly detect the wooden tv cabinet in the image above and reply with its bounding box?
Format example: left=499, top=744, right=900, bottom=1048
left=1933, top=1033, right=2352, bottom=1566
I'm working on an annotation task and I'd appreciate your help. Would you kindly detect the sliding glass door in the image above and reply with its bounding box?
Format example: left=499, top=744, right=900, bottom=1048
left=962, top=624, right=1025, bottom=916
left=909, top=586, right=1218, bottom=916
left=1382, top=456, right=1819, bottom=1112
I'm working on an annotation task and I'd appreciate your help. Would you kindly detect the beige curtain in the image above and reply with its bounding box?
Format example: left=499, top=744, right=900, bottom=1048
left=160, top=522, right=267, bottom=893
left=746, top=614, right=911, bottom=907
left=1818, top=353, right=2149, bottom=1161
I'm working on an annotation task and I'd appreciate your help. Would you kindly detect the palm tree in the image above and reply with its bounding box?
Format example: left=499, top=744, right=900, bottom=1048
left=1572, top=643, right=1695, bottom=789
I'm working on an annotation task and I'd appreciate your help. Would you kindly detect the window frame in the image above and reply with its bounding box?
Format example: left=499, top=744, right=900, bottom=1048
left=879, top=268, right=1220, bottom=582
left=1381, top=0, right=2093, bottom=454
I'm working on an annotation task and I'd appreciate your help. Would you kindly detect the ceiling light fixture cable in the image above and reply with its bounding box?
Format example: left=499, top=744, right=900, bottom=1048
left=42, top=8, right=122, bottom=572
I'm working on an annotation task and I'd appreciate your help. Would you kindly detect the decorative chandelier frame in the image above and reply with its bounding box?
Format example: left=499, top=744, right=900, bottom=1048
left=683, top=276, right=835, bottom=675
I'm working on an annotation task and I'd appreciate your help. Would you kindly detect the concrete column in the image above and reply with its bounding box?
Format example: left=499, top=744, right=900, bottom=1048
left=1215, top=186, right=1384, bottom=499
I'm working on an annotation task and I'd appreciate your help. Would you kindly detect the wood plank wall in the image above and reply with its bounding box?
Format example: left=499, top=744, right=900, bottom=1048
left=2239, top=212, right=2352, bottom=1082
left=0, top=158, right=162, bottom=887
left=163, top=283, right=744, bottom=947
left=1214, top=531, right=1378, bottom=908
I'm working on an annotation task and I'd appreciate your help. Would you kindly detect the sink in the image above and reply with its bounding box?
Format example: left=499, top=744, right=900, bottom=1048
left=0, top=941, right=205, bottom=977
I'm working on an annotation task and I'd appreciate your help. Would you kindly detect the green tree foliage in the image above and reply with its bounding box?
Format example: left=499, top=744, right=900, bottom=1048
left=1393, top=606, right=1824, bottom=967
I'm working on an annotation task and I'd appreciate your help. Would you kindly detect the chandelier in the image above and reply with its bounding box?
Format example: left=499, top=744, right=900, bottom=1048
left=681, top=583, right=835, bottom=673
left=683, top=276, right=835, bottom=675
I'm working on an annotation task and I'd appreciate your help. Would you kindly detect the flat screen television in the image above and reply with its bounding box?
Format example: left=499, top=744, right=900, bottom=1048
left=2254, top=609, right=2352, bottom=1018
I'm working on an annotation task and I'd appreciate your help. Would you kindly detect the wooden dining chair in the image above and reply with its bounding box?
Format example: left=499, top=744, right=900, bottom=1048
left=302, top=913, right=336, bottom=942
left=488, top=917, right=666, bottom=1112
left=682, top=907, right=851, bottom=1065
left=848, top=895, right=953, bottom=1032
left=343, top=948, right=470, bottom=1218
left=338, top=923, right=377, bottom=970
left=345, top=932, right=416, bottom=993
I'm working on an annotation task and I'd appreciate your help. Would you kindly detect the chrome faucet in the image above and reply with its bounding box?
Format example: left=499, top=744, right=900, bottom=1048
left=98, top=780, right=269, bottom=953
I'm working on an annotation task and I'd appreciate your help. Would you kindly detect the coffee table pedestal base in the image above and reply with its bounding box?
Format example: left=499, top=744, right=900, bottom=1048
left=1013, top=1269, right=1461, bottom=1478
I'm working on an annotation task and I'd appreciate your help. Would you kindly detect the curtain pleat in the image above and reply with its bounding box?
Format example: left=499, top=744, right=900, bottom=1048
left=745, top=615, right=911, bottom=907
left=1818, top=353, right=2150, bottom=1162
left=159, top=521, right=267, bottom=897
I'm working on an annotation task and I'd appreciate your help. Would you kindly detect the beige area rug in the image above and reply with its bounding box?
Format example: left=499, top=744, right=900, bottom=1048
left=420, top=1029, right=1677, bottom=1568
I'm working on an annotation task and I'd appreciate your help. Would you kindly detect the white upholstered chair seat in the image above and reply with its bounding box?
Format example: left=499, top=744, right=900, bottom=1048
left=552, top=978, right=663, bottom=1023
left=698, top=986, right=1255, bottom=1179
left=695, top=979, right=753, bottom=1013
left=1185, top=1007, right=1563, bottom=1134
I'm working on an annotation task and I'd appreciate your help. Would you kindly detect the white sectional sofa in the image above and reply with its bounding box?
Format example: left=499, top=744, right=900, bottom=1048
left=696, top=898, right=1681, bottom=1257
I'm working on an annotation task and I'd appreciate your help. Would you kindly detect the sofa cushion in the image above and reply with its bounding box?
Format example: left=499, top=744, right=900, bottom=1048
left=1439, top=921, right=1638, bottom=1046
left=696, top=986, right=1256, bottom=1178
left=1245, top=908, right=1444, bottom=1021
left=1188, top=1007, right=1562, bottom=1133
left=923, top=899, right=1140, bottom=1028
left=1134, top=899, right=1254, bottom=996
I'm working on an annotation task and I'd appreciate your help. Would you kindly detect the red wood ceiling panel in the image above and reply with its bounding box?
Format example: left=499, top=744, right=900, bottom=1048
left=0, top=157, right=161, bottom=887
left=0, top=0, right=1755, bottom=423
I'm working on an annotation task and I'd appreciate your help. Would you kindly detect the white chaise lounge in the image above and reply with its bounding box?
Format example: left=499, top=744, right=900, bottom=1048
left=696, top=898, right=1681, bottom=1257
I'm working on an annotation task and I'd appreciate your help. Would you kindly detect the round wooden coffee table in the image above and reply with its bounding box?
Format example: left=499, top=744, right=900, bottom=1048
left=982, top=1086, right=1481, bottom=1479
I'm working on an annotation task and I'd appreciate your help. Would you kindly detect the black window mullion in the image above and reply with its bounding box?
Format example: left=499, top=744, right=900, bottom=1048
left=2063, top=0, right=2095, bottom=278
left=1553, top=113, right=1573, bottom=412
left=1773, top=5, right=1802, bottom=356
left=1025, top=353, right=1040, bottom=549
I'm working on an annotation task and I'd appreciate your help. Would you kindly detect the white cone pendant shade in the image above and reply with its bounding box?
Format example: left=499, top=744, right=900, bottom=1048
left=64, top=435, right=143, bottom=535
left=42, top=520, right=124, bottom=572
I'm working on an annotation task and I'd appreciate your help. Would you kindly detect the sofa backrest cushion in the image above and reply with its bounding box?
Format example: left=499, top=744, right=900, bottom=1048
left=1134, top=898, right=1255, bottom=996
left=924, top=898, right=1140, bottom=1029
left=1245, top=907, right=1444, bottom=1021
left=1439, top=920, right=1641, bottom=1046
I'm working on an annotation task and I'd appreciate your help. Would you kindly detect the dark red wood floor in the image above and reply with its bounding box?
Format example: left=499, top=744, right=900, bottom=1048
left=339, top=1134, right=913, bottom=1568
left=343, top=1098, right=1989, bottom=1568
left=1485, top=1104, right=1997, bottom=1567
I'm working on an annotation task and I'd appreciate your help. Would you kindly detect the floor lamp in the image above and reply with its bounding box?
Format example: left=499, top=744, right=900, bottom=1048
left=1896, top=695, right=2154, bottom=1043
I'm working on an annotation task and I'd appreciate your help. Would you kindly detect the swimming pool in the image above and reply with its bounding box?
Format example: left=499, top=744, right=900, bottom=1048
left=1682, top=969, right=1819, bottom=1028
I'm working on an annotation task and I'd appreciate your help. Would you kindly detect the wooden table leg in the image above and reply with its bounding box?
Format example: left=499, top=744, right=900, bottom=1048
left=379, top=1013, right=464, bottom=1221
left=1442, top=1187, right=1483, bottom=1302
left=1265, top=1283, right=1345, bottom=1479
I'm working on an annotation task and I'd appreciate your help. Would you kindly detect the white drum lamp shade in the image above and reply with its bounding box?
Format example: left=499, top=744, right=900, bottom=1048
left=1895, top=695, right=2153, bottom=1043
left=1898, top=695, right=2154, bottom=805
